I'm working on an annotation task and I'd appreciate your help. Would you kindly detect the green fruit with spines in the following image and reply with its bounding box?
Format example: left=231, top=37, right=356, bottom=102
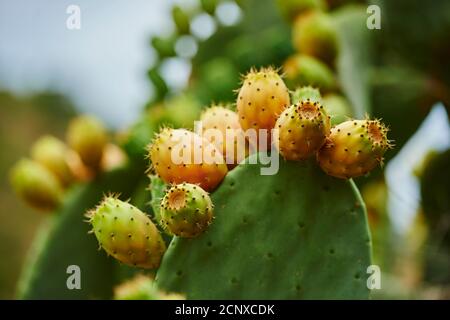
left=292, top=86, right=322, bottom=104
left=10, top=159, right=63, bottom=211
left=284, top=54, right=336, bottom=91
left=172, top=6, right=190, bottom=35
left=67, top=115, right=108, bottom=171
left=317, top=119, right=393, bottom=179
left=87, top=197, right=166, bottom=269
left=322, top=93, right=352, bottom=125
left=274, top=99, right=330, bottom=160
left=292, top=10, right=338, bottom=65
left=276, top=0, right=327, bottom=21
left=31, top=135, right=75, bottom=187
left=160, top=183, right=214, bottom=238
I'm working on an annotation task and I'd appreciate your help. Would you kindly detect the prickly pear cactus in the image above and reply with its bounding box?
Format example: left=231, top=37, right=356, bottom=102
left=156, top=153, right=372, bottom=299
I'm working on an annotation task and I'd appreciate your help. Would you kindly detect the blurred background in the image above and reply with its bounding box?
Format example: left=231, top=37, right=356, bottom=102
left=0, top=0, right=449, bottom=299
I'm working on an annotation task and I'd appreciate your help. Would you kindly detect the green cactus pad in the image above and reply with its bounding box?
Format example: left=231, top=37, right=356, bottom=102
left=17, top=166, right=142, bottom=299
left=156, top=153, right=372, bottom=299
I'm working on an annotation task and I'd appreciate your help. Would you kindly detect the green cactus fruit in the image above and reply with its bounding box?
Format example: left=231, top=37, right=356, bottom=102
left=322, top=93, right=352, bottom=125
left=156, top=153, right=372, bottom=299
left=172, top=6, right=190, bottom=35
left=274, top=99, right=330, bottom=160
left=160, top=183, right=214, bottom=238
left=317, top=119, right=393, bottom=179
left=292, top=86, right=322, bottom=104
left=236, top=67, right=290, bottom=149
left=114, top=275, right=184, bottom=300
left=201, top=0, right=218, bottom=15
left=200, top=105, right=249, bottom=169
left=31, top=135, right=75, bottom=187
left=149, top=128, right=228, bottom=191
left=87, top=197, right=166, bottom=269
left=284, top=54, right=336, bottom=91
left=292, top=11, right=338, bottom=65
left=67, top=115, right=108, bottom=171
left=276, top=0, right=326, bottom=21
left=10, top=159, right=63, bottom=211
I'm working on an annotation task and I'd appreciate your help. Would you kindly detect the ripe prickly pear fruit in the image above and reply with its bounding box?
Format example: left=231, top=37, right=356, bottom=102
left=67, top=115, right=108, bottom=171
left=284, top=54, right=336, bottom=91
left=274, top=99, right=330, bottom=160
left=236, top=67, right=290, bottom=149
left=114, top=275, right=185, bottom=300
left=87, top=197, right=166, bottom=269
left=10, top=159, right=63, bottom=211
left=149, top=128, right=227, bottom=191
left=160, top=183, right=213, bottom=238
left=200, top=105, right=249, bottom=169
left=292, top=11, right=338, bottom=65
left=292, top=86, right=322, bottom=104
left=322, top=93, right=352, bottom=125
left=317, top=119, right=393, bottom=179
left=31, top=135, right=74, bottom=187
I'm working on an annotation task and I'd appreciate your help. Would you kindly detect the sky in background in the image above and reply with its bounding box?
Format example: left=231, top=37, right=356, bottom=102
left=0, top=0, right=176, bottom=128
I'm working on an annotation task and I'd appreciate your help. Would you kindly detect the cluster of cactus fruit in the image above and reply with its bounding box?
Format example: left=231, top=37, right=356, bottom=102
left=11, top=66, right=391, bottom=272
left=10, top=0, right=395, bottom=299
left=10, top=115, right=123, bottom=212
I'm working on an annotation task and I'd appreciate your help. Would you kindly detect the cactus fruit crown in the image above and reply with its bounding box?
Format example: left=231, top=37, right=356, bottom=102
left=148, top=127, right=227, bottom=191
left=317, top=118, right=393, bottom=179
left=275, top=97, right=331, bottom=161
left=87, top=195, right=166, bottom=269
left=160, top=183, right=214, bottom=238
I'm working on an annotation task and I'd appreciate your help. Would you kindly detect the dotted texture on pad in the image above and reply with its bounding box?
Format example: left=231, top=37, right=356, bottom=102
left=156, top=154, right=372, bottom=299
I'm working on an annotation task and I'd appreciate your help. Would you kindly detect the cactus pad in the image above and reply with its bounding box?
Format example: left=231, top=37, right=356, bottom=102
left=156, top=153, right=372, bottom=299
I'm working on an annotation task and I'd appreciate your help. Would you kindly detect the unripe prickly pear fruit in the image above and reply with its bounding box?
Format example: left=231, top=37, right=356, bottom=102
left=317, top=119, right=393, bottom=179
left=31, top=135, right=74, bottom=187
left=10, top=159, right=63, bottom=211
left=276, top=0, right=326, bottom=21
left=160, top=183, right=213, bottom=238
left=87, top=197, right=166, bottom=269
left=284, top=54, right=336, bottom=90
left=236, top=67, right=290, bottom=149
left=274, top=99, right=330, bottom=160
left=292, top=11, right=338, bottom=65
left=149, top=128, right=227, bottom=191
left=200, top=105, right=249, bottom=169
left=292, top=86, right=322, bottom=104
left=322, top=93, right=352, bottom=125
left=67, top=115, right=108, bottom=171
left=114, top=275, right=184, bottom=300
